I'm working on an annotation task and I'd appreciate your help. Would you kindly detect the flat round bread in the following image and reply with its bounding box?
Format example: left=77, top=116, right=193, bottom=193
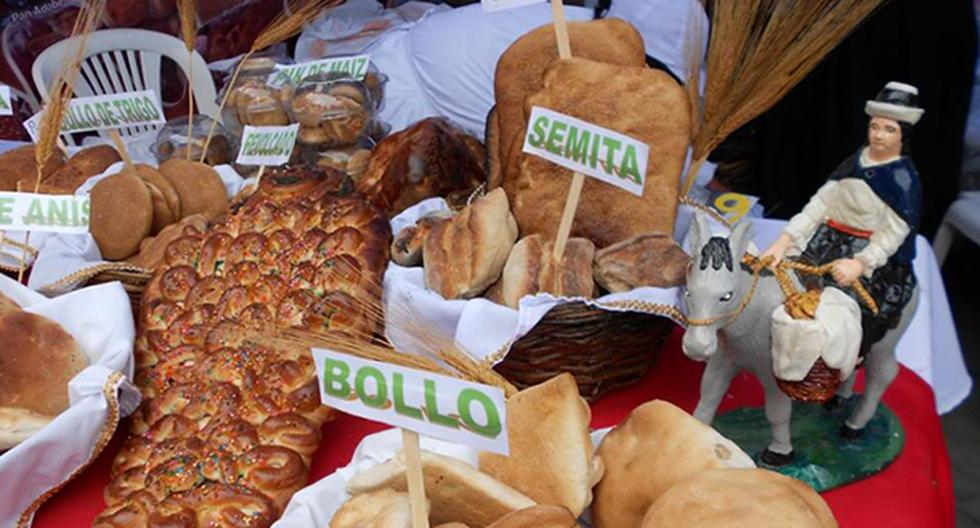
left=158, top=158, right=229, bottom=220
left=69, top=144, right=121, bottom=176
left=42, top=163, right=89, bottom=193
left=641, top=468, right=837, bottom=528
left=131, top=163, right=180, bottom=220
left=90, top=172, right=154, bottom=260
left=0, top=298, right=87, bottom=418
left=0, top=145, right=66, bottom=191
left=330, top=488, right=419, bottom=528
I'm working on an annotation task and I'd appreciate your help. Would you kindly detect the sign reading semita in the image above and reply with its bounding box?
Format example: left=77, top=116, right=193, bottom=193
left=522, top=106, right=649, bottom=197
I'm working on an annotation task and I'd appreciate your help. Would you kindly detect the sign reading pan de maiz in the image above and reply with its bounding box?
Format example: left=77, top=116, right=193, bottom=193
left=313, top=348, right=510, bottom=455
left=23, top=90, right=165, bottom=141
left=236, top=124, right=299, bottom=166
left=268, top=54, right=371, bottom=87
left=0, top=192, right=90, bottom=234
left=0, top=85, right=12, bottom=116
left=523, top=106, right=649, bottom=197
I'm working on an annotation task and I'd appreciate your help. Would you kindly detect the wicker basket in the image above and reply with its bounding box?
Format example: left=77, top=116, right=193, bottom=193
left=85, top=268, right=152, bottom=310
left=494, top=302, right=676, bottom=402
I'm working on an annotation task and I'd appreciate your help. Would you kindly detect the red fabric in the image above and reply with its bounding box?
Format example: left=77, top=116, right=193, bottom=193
left=32, top=328, right=954, bottom=527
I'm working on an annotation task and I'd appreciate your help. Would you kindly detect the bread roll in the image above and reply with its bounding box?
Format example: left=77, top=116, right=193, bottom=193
left=479, top=374, right=599, bottom=517
left=127, top=214, right=208, bottom=271
left=593, top=232, right=690, bottom=292
left=158, top=158, right=229, bottom=220
left=0, top=292, right=88, bottom=449
left=487, top=505, right=579, bottom=528
left=641, top=468, right=837, bottom=528
left=89, top=172, right=154, bottom=260
left=423, top=188, right=518, bottom=299
left=494, top=19, right=646, bottom=185
left=391, top=210, right=454, bottom=267
left=330, top=488, right=421, bottom=528
left=592, top=400, right=755, bottom=528
left=347, top=450, right=535, bottom=527
left=491, top=234, right=595, bottom=308
left=0, top=145, right=66, bottom=192
left=508, top=58, right=690, bottom=248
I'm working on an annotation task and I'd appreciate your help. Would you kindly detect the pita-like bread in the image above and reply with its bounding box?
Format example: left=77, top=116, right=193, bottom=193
left=347, top=450, right=535, bottom=527
left=479, top=374, right=600, bottom=516
left=489, top=235, right=595, bottom=308
left=592, top=400, right=755, bottom=528
left=330, top=488, right=421, bottom=528
left=641, top=468, right=838, bottom=528
left=593, top=232, right=690, bottom=292
left=494, top=19, right=646, bottom=187
left=509, top=58, right=690, bottom=249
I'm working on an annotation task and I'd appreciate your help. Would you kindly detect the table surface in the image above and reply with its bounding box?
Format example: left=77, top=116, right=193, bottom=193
left=31, top=329, right=954, bottom=528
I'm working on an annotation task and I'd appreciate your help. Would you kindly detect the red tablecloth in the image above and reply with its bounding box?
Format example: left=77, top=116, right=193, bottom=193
left=32, top=329, right=954, bottom=527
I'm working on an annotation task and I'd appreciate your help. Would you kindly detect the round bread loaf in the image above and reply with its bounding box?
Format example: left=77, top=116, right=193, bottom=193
left=641, top=468, right=837, bottom=528
left=70, top=144, right=121, bottom=177
left=0, top=145, right=66, bottom=191
left=592, top=400, right=756, bottom=528
left=158, top=158, right=229, bottom=220
left=329, top=488, right=419, bottom=528
left=90, top=172, right=154, bottom=260
left=129, top=163, right=180, bottom=231
left=487, top=505, right=580, bottom=528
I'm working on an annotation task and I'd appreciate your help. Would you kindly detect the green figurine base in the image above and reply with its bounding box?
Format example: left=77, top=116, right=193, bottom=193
left=713, top=396, right=904, bottom=492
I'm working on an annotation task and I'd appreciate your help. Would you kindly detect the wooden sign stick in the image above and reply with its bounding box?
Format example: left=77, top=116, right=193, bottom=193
left=401, top=429, right=430, bottom=528
left=548, top=0, right=586, bottom=279
left=109, top=129, right=137, bottom=173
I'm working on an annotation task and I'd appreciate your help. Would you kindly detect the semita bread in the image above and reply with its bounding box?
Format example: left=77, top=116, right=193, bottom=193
left=330, top=488, right=422, bottom=528
left=347, top=450, right=536, bottom=527
left=479, top=373, right=600, bottom=517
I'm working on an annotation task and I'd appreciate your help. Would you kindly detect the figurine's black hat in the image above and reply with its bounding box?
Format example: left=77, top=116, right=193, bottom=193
left=865, top=81, right=924, bottom=125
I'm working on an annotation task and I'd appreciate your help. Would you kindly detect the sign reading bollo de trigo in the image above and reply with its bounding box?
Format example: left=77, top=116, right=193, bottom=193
left=523, top=106, right=649, bottom=197
left=23, top=90, right=165, bottom=141
left=313, top=349, right=510, bottom=455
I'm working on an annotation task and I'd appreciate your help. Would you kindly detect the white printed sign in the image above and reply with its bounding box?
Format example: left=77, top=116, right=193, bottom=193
left=313, top=349, right=510, bottom=455
left=0, top=192, right=90, bottom=234
left=236, top=124, right=299, bottom=166
left=0, top=85, right=12, bottom=116
left=482, top=0, right=542, bottom=12
left=23, top=90, right=165, bottom=141
left=268, top=54, right=371, bottom=87
left=522, top=106, right=649, bottom=197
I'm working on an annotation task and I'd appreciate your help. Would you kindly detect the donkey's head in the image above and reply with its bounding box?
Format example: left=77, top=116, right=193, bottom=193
left=681, top=210, right=754, bottom=361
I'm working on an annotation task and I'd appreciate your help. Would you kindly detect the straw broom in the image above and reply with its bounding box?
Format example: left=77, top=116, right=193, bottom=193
left=198, top=0, right=339, bottom=161
left=177, top=0, right=198, bottom=160
left=680, top=0, right=887, bottom=196
left=18, top=0, right=105, bottom=281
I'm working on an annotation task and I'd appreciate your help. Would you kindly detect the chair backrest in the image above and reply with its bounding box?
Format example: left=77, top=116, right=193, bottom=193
left=31, top=28, right=219, bottom=145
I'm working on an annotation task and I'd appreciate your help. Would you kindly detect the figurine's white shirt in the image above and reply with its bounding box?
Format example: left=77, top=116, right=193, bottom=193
left=783, top=148, right=910, bottom=277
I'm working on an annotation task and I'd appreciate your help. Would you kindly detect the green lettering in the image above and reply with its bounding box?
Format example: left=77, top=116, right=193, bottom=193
left=0, top=197, right=14, bottom=224
left=355, top=366, right=388, bottom=408
left=565, top=127, right=590, bottom=164
left=243, top=133, right=259, bottom=156
left=528, top=116, right=549, bottom=148
left=322, top=358, right=352, bottom=398
left=621, top=145, right=642, bottom=184
left=457, top=389, right=502, bottom=438
left=354, top=57, right=369, bottom=78
left=23, top=199, right=46, bottom=226
left=80, top=199, right=90, bottom=226
left=0, top=96, right=9, bottom=111
left=424, top=379, right=458, bottom=429
left=392, top=373, right=423, bottom=419
left=545, top=121, right=567, bottom=156
left=47, top=199, right=68, bottom=227
left=601, top=136, right=622, bottom=174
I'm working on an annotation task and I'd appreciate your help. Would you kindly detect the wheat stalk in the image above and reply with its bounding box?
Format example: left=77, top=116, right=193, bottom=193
left=681, top=0, right=886, bottom=195
left=177, top=0, right=198, bottom=160
left=199, top=0, right=339, bottom=160
left=20, top=0, right=105, bottom=281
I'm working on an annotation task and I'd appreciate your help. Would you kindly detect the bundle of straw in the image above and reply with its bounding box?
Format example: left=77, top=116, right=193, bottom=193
left=681, top=0, right=887, bottom=195
left=177, top=0, right=198, bottom=159
left=199, top=0, right=341, bottom=160
left=19, top=0, right=105, bottom=280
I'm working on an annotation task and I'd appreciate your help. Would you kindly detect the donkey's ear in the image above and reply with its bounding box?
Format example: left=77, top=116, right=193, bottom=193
left=689, top=209, right=712, bottom=251
left=729, top=218, right=755, bottom=259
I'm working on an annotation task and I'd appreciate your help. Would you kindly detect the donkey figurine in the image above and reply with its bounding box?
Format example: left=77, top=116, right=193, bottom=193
left=681, top=210, right=919, bottom=465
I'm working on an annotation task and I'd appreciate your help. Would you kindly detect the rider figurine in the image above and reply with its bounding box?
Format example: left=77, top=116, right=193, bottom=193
left=762, top=81, right=923, bottom=354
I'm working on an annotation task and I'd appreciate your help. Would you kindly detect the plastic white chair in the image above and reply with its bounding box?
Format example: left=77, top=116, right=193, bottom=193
left=31, top=28, right=219, bottom=144
left=933, top=191, right=980, bottom=265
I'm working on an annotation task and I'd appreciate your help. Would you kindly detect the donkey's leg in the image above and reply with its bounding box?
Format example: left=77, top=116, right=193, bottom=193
left=693, top=353, right=740, bottom=424
left=759, top=373, right=794, bottom=462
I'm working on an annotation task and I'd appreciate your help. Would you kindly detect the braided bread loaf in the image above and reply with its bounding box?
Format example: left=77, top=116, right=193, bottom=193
left=95, top=166, right=391, bottom=527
